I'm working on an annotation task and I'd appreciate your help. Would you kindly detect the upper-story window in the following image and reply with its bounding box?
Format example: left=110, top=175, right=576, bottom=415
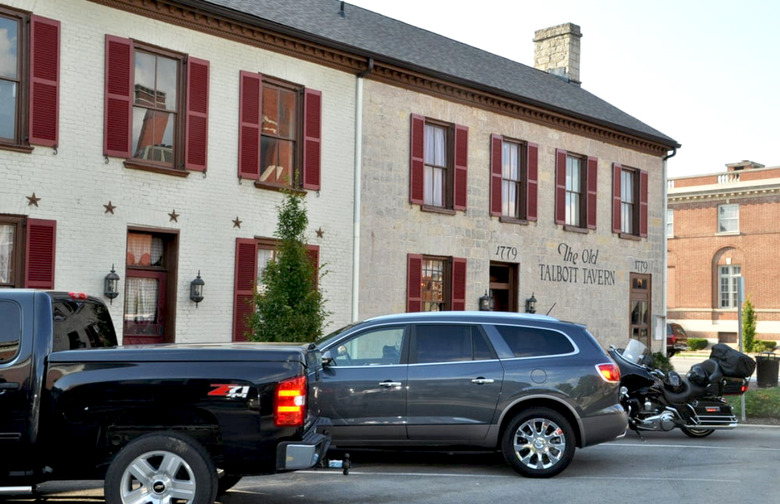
left=238, top=72, right=321, bottom=191
left=667, top=209, right=674, bottom=237
left=489, top=135, right=538, bottom=222
left=409, top=114, right=467, bottom=212
left=718, top=204, right=739, bottom=233
left=104, top=35, right=209, bottom=174
left=555, top=149, right=597, bottom=230
left=612, top=163, right=648, bottom=238
left=0, top=8, right=60, bottom=151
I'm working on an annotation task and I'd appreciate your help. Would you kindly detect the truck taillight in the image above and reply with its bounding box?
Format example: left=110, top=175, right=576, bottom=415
left=274, top=376, right=307, bottom=427
left=596, top=363, right=621, bottom=383
left=68, top=292, right=88, bottom=300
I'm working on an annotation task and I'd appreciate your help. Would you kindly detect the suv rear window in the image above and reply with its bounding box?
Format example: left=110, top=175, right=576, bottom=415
left=494, top=325, right=574, bottom=357
left=52, top=297, right=117, bottom=351
left=0, top=300, right=21, bottom=363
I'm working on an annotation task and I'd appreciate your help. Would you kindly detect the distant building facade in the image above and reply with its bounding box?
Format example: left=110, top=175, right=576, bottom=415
left=667, top=161, right=780, bottom=342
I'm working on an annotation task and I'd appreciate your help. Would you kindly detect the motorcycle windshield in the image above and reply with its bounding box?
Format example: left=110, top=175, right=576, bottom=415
left=620, top=338, right=649, bottom=364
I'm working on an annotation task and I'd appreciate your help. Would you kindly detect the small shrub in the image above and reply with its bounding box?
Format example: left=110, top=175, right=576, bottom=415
left=754, top=340, right=777, bottom=353
left=651, top=352, right=675, bottom=373
left=742, top=297, right=757, bottom=352
left=688, top=338, right=708, bottom=351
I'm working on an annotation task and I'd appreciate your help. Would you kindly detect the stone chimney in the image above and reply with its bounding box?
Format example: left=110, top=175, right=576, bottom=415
left=534, top=23, right=582, bottom=86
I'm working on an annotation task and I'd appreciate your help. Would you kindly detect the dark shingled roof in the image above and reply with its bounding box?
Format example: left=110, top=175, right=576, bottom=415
left=198, top=0, right=678, bottom=148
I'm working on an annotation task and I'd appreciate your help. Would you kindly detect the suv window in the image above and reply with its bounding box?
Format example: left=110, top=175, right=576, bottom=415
left=333, top=326, right=405, bottom=366
left=0, top=300, right=21, bottom=363
left=52, top=298, right=117, bottom=351
left=414, top=324, right=493, bottom=363
left=494, top=324, right=575, bottom=357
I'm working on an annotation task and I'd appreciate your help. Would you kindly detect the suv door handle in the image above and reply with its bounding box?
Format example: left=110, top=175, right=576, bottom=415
left=378, top=381, right=402, bottom=388
left=471, top=378, right=495, bottom=385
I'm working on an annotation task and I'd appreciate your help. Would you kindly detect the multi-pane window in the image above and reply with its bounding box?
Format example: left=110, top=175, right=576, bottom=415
left=256, top=240, right=277, bottom=293
left=620, top=169, right=636, bottom=234
left=719, top=265, right=741, bottom=308
left=131, top=48, right=181, bottom=166
left=718, top=204, right=739, bottom=233
left=502, top=141, right=523, bottom=218
left=238, top=72, right=321, bottom=190
left=424, top=123, right=448, bottom=207
left=565, top=155, right=583, bottom=227
left=421, top=257, right=446, bottom=311
left=667, top=209, right=674, bottom=237
left=0, top=12, right=20, bottom=143
left=260, top=81, right=298, bottom=186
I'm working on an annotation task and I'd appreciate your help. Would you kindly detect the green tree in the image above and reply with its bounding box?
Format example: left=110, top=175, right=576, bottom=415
left=249, top=190, right=329, bottom=343
left=742, top=296, right=757, bottom=352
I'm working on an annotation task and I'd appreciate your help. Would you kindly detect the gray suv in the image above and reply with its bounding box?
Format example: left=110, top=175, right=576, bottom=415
left=315, top=311, right=627, bottom=477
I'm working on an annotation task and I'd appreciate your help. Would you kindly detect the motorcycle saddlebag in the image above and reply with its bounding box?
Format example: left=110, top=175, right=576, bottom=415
left=709, top=343, right=756, bottom=378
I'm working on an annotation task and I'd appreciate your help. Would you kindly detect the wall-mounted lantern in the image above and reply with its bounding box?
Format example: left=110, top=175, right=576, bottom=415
left=479, top=290, right=494, bottom=311
left=525, top=293, right=537, bottom=314
left=104, top=265, right=120, bottom=304
left=190, top=271, right=205, bottom=307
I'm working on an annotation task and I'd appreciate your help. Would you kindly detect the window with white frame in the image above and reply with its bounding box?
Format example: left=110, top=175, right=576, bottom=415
left=719, top=264, right=741, bottom=309
left=718, top=204, right=739, bottom=233
left=666, top=209, right=674, bottom=237
left=565, top=155, right=583, bottom=227
left=620, top=169, right=636, bottom=234
left=424, top=123, right=448, bottom=207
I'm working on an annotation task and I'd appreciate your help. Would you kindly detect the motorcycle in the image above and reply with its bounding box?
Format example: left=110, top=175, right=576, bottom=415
left=608, top=339, right=756, bottom=438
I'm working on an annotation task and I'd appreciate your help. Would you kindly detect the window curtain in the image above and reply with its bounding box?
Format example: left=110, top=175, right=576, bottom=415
left=124, top=277, right=159, bottom=322
left=0, top=224, right=14, bottom=284
left=127, top=234, right=163, bottom=266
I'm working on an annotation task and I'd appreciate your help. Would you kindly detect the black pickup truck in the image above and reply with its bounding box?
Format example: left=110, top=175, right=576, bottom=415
left=0, top=290, right=330, bottom=503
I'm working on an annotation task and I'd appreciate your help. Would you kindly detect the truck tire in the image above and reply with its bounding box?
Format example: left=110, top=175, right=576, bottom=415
left=501, top=407, right=576, bottom=478
left=104, top=431, right=217, bottom=504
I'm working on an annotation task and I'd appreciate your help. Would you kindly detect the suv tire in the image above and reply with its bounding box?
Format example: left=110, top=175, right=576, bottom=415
left=501, top=407, right=576, bottom=478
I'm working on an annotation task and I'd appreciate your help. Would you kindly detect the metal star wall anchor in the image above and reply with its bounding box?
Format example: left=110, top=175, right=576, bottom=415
left=26, top=193, right=41, bottom=206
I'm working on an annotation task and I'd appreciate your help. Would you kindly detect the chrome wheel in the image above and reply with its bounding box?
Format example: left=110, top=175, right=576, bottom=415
left=513, top=417, right=567, bottom=470
left=501, top=407, right=576, bottom=478
left=104, top=432, right=217, bottom=504
left=120, top=450, right=196, bottom=503
left=681, top=426, right=715, bottom=438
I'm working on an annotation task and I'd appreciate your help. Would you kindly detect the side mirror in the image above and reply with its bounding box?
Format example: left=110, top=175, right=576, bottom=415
left=322, top=350, right=334, bottom=366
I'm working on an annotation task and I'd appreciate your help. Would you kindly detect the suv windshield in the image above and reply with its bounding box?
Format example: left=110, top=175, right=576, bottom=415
left=51, top=295, right=117, bottom=351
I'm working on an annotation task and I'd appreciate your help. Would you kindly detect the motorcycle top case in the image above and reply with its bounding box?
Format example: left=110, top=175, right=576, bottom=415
left=709, top=343, right=756, bottom=378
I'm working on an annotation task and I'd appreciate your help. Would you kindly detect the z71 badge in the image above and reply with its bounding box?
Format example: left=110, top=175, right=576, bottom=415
left=208, top=384, right=250, bottom=399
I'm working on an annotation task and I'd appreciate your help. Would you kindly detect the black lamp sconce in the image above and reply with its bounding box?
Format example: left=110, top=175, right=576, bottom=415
left=478, top=290, right=494, bottom=311
left=190, top=271, right=205, bottom=307
left=104, top=265, right=120, bottom=304
left=525, top=293, right=537, bottom=314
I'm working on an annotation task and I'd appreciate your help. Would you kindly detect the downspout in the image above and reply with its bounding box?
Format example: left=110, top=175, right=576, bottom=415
left=661, top=147, right=677, bottom=342
left=352, top=58, right=374, bottom=322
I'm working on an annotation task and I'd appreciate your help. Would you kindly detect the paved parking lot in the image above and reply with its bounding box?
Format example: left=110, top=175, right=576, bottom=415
left=14, top=425, right=780, bottom=504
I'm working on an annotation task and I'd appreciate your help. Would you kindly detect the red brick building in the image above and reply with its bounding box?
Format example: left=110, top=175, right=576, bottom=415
left=667, top=161, right=780, bottom=343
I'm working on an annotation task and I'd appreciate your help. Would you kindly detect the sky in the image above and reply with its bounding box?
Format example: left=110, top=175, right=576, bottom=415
left=347, top=0, right=779, bottom=177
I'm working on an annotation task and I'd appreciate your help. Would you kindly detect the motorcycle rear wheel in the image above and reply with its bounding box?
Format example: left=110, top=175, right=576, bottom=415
left=681, top=426, right=715, bottom=438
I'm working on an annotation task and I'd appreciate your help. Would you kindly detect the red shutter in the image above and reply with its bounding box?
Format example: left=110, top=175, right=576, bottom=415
left=306, top=244, right=320, bottom=291
left=303, top=88, right=322, bottom=190
left=586, top=156, right=598, bottom=230
left=238, top=71, right=261, bottom=180
left=639, top=170, right=649, bottom=238
left=489, top=134, right=502, bottom=217
left=554, top=149, right=567, bottom=224
left=451, top=257, right=467, bottom=311
left=612, top=163, right=622, bottom=233
left=409, top=114, right=425, bottom=205
left=453, top=124, right=468, bottom=211
left=29, top=15, right=60, bottom=147
left=526, top=142, right=538, bottom=221
left=24, top=219, right=56, bottom=289
left=232, top=238, right=258, bottom=341
left=185, top=57, right=209, bottom=171
left=406, top=254, right=422, bottom=312
left=104, top=35, right=133, bottom=157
